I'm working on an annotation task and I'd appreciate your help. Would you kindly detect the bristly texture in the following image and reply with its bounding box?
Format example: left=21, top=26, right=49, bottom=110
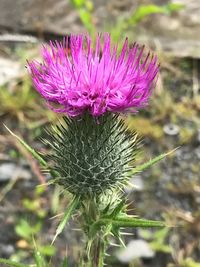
left=43, top=114, right=138, bottom=198
left=28, top=33, right=159, bottom=117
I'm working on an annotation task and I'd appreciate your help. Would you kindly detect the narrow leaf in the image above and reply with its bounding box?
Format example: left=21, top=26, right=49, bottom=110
left=131, top=148, right=178, bottom=175
left=96, top=217, right=165, bottom=228
left=166, top=3, right=185, bottom=13
left=52, top=196, right=79, bottom=244
left=0, top=258, right=29, bottom=267
left=4, top=125, right=58, bottom=179
left=112, top=217, right=166, bottom=228
left=129, top=4, right=167, bottom=25
left=4, top=125, right=46, bottom=167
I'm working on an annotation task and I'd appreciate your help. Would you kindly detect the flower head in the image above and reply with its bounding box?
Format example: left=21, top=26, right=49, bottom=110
left=28, top=33, right=159, bottom=117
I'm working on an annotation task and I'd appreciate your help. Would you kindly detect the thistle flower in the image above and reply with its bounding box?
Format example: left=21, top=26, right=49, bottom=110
left=28, top=34, right=159, bottom=198
left=28, top=33, right=159, bottom=117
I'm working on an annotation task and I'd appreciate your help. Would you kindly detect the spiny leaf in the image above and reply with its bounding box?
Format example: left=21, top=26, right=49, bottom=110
left=4, top=125, right=46, bottom=166
left=130, top=148, right=178, bottom=175
left=102, top=202, right=111, bottom=215
left=107, top=199, right=126, bottom=219
left=94, top=216, right=166, bottom=229
left=4, top=125, right=58, bottom=179
left=111, top=226, right=126, bottom=247
left=52, top=196, right=80, bottom=244
left=89, top=220, right=102, bottom=239
left=0, top=258, right=29, bottom=267
left=111, top=217, right=166, bottom=228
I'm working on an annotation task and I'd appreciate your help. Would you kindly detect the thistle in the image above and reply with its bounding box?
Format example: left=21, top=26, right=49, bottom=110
left=26, top=33, right=162, bottom=266
left=28, top=34, right=158, bottom=196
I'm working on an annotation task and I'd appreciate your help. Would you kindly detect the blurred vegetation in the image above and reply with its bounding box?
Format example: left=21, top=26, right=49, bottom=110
left=108, top=2, right=184, bottom=41
left=11, top=186, right=56, bottom=264
left=70, top=0, right=95, bottom=35
left=70, top=0, right=184, bottom=40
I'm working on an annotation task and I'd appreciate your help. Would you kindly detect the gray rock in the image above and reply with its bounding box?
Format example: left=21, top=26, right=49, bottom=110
left=163, top=124, right=180, bottom=136
left=0, top=244, right=15, bottom=256
left=117, top=239, right=155, bottom=263
left=0, top=162, right=31, bottom=182
left=0, top=57, right=23, bottom=86
left=0, top=33, right=38, bottom=43
left=0, top=0, right=84, bottom=35
left=136, top=0, right=200, bottom=58
left=0, top=0, right=200, bottom=58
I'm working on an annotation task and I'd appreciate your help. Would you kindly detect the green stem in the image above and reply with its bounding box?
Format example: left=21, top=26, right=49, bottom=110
left=96, top=237, right=106, bottom=267
left=92, top=236, right=105, bottom=267
left=80, top=199, right=107, bottom=267
left=83, top=235, right=106, bottom=267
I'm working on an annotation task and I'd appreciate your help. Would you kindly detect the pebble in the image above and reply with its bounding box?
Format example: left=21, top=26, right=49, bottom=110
left=117, top=239, right=155, bottom=263
left=0, top=162, right=31, bottom=182
left=0, top=57, right=22, bottom=86
left=163, top=124, right=180, bottom=136
left=0, top=244, right=15, bottom=256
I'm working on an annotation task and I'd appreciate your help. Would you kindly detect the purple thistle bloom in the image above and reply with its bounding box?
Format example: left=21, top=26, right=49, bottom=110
left=28, top=33, right=159, bottom=117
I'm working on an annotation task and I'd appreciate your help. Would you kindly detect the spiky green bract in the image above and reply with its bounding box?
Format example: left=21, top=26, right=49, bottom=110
left=43, top=113, right=138, bottom=198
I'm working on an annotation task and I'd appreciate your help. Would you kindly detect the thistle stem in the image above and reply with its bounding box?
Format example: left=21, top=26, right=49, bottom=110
left=92, top=236, right=105, bottom=267
left=80, top=199, right=107, bottom=267
left=83, top=235, right=106, bottom=267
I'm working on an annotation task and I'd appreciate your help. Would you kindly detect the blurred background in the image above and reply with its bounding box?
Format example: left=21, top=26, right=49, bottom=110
left=0, top=0, right=199, bottom=266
